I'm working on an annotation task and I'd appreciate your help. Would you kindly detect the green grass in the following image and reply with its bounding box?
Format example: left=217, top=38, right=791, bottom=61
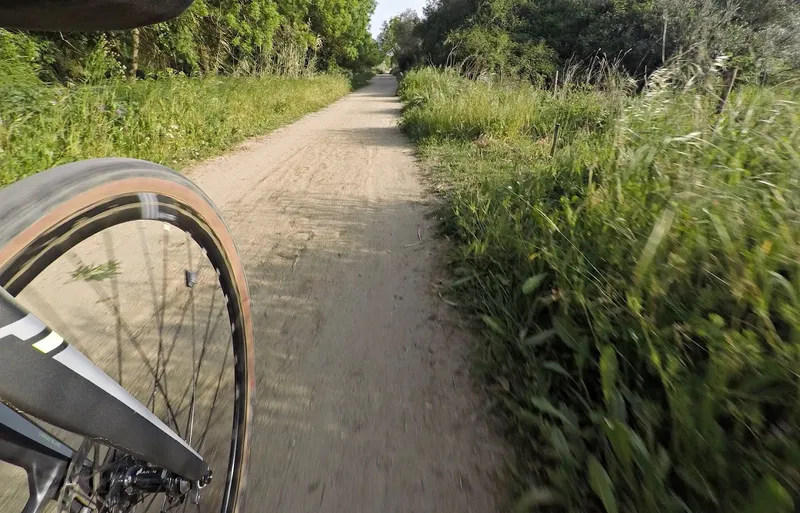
left=400, top=67, right=800, bottom=513
left=0, top=74, right=351, bottom=186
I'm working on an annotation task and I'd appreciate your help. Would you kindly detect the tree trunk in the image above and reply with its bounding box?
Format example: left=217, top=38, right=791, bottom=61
left=131, top=28, right=140, bottom=78
left=716, top=68, right=738, bottom=115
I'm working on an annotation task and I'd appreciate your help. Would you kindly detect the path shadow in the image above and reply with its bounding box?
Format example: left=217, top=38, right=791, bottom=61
left=217, top=188, right=499, bottom=511
left=353, top=76, right=398, bottom=98
left=327, top=127, right=409, bottom=149
left=370, top=107, right=404, bottom=116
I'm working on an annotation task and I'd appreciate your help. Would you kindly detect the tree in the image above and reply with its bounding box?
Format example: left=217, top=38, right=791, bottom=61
left=378, top=9, right=422, bottom=71
left=412, top=0, right=800, bottom=80
left=417, top=0, right=477, bottom=66
left=6, top=0, right=381, bottom=82
left=305, top=0, right=376, bottom=68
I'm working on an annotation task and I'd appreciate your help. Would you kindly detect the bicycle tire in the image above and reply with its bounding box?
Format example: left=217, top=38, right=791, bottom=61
left=0, top=158, right=254, bottom=513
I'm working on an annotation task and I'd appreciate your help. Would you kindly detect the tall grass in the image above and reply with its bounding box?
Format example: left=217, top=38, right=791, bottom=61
left=400, top=67, right=800, bottom=512
left=401, top=70, right=615, bottom=142
left=0, top=74, right=350, bottom=186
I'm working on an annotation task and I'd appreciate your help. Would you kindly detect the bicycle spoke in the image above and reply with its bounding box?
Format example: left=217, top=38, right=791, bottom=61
left=137, top=222, right=172, bottom=414
left=142, top=493, right=159, bottom=512
left=186, top=236, right=198, bottom=445
left=197, top=342, right=232, bottom=452
left=161, top=295, right=192, bottom=369
left=160, top=261, right=210, bottom=382
left=157, top=292, right=193, bottom=436
left=75, top=230, right=227, bottom=511
left=65, top=250, right=183, bottom=431
left=103, top=231, right=125, bottom=385
left=92, top=443, right=103, bottom=500
left=158, top=224, right=171, bottom=413
left=174, top=286, right=225, bottom=417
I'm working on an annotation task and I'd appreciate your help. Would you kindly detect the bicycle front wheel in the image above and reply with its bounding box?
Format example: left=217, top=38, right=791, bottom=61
left=0, top=158, right=254, bottom=513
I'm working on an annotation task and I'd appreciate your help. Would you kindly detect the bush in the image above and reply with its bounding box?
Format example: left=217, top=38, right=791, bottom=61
left=400, top=66, right=800, bottom=512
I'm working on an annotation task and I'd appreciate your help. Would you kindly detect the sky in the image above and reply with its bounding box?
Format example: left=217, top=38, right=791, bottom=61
left=370, top=0, right=427, bottom=38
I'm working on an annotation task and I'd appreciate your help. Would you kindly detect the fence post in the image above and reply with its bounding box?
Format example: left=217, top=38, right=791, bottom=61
left=716, top=68, right=738, bottom=115
left=553, top=70, right=559, bottom=95
left=550, top=123, right=561, bottom=158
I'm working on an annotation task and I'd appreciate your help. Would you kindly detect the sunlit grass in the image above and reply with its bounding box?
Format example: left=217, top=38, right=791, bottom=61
left=0, top=74, right=351, bottom=186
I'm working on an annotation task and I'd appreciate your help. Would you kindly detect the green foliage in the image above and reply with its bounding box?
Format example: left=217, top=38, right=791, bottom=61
left=2, top=0, right=379, bottom=82
left=413, top=0, right=800, bottom=80
left=0, top=29, right=47, bottom=86
left=447, top=25, right=516, bottom=76
left=306, top=0, right=376, bottom=66
left=400, top=66, right=800, bottom=512
left=0, top=75, right=350, bottom=186
left=82, top=36, right=126, bottom=83
left=378, top=9, right=421, bottom=71
left=343, top=37, right=385, bottom=71
left=0, top=2, right=374, bottom=189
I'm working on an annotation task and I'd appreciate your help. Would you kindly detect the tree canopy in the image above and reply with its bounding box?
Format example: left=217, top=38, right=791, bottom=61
left=378, top=9, right=422, bottom=71
left=390, top=0, right=800, bottom=79
left=1, top=0, right=382, bottom=82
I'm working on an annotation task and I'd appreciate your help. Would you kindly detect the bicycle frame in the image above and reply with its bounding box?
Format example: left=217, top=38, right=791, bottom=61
left=0, top=286, right=208, bottom=512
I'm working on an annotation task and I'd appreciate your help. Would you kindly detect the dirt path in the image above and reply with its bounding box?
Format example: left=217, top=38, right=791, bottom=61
left=0, top=74, right=501, bottom=513
left=187, top=74, right=502, bottom=512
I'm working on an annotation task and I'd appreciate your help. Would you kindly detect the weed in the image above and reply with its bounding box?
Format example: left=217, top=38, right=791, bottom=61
left=71, top=261, right=120, bottom=282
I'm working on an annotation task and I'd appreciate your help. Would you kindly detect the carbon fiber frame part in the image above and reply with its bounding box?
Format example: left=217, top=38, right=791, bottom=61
left=0, top=401, right=71, bottom=513
left=0, top=285, right=208, bottom=508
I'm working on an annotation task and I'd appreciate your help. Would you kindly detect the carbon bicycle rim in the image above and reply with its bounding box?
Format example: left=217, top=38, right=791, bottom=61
left=0, top=159, right=254, bottom=513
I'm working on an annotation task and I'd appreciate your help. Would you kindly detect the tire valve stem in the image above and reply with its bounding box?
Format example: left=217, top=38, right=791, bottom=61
left=185, top=270, right=198, bottom=288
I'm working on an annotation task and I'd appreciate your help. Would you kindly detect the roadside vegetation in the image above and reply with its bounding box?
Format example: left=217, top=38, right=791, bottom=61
left=1, top=0, right=385, bottom=185
left=392, top=0, right=800, bottom=510
left=401, top=61, right=800, bottom=513
left=0, top=74, right=350, bottom=186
